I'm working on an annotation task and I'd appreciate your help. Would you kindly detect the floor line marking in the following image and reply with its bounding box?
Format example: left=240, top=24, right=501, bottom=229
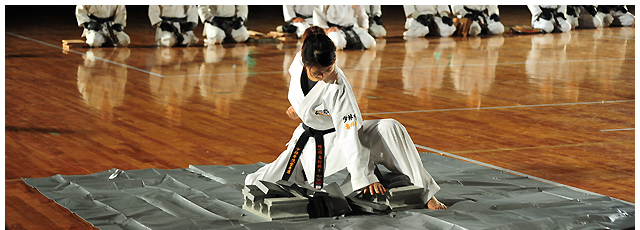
left=414, top=144, right=635, bottom=206
left=600, top=128, right=635, bottom=132
left=449, top=140, right=635, bottom=154
left=576, top=32, right=635, bottom=40
left=161, top=58, right=633, bottom=77
left=7, top=32, right=166, bottom=77
left=362, top=100, right=634, bottom=115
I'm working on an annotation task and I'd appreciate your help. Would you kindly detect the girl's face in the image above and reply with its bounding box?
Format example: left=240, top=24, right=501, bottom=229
left=305, top=64, right=336, bottom=83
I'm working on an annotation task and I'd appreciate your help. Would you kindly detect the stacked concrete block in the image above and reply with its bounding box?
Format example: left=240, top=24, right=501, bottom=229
left=366, top=185, right=424, bottom=211
left=242, top=181, right=309, bottom=221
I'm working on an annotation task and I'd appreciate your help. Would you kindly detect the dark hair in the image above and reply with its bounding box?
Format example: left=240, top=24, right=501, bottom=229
left=301, top=26, right=336, bottom=68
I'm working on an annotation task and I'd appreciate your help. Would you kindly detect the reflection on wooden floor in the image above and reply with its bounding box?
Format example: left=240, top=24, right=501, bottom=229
left=5, top=5, right=635, bottom=229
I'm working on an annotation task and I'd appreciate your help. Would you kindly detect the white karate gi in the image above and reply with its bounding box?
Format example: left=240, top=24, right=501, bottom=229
left=198, top=5, right=249, bottom=45
left=403, top=5, right=456, bottom=37
left=245, top=52, right=441, bottom=203
left=528, top=5, right=572, bottom=33
left=149, top=5, right=199, bottom=47
left=566, top=5, right=603, bottom=29
left=313, top=5, right=376, bottom=50
left=597, top=5, right=635, bottom=27
left=283, top=5, right=316, bottom=38
left=76, top=5, right=130, bottom=47
left=452, top=5, right=504, bottom=36
left=364, top=5, right=387, bottom=38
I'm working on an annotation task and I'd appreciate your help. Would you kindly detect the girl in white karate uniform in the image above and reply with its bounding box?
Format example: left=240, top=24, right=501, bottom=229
left=403, top=5, right=456, bottom=37
left=148, top=5, right=199, bottom=47
left=528, top=5, right=572, bottom=33
left=198, top=5, right=249, bottom=45
left=279, top=5, right=316, bottom=38
left=245, top=26, right=446, bottom=209
left=76, top=5, right=130, bottom=47
left=313, top=5, right=376, bottom=50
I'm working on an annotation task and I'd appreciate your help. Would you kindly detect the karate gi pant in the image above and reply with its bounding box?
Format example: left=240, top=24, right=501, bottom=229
left=568, top=10, right=603, bottom=29
left=600, top=11, right=635, bottom=27
left=245, top=119, right=441, bottom=204
left=531, top=15, right=572, bottom=33
left=155, top=24, right=199, bottom=47
left=403, top=17, right=456, bottom=38
left=468, top=18, right=505, bottom=36
left=84, top=27, right=130, bottom=47
left=368, top=23, right=387, bottom=38
left=203, top=23, right=249, bottom=45
left=327, top=27, right=376, bottom=50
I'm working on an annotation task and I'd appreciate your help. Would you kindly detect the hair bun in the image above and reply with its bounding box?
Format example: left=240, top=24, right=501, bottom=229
left=301, top=26, right=326, bottom=41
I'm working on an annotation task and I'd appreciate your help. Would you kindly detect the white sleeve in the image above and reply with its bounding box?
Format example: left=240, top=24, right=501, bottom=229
left=452, top=5, right=466, bottom=16
left=403, top=5, right=416, bottom=18
left=528, top=5, right=542, bottom=16
left=198, top=5, right=213, bottom=23
left=355, top=6, right=369, bottom=29
left=313, top=5, right=329, bottom=28
left=186, top=5, right=199, bottom=25
left=283, top=5, right=296, bottom=21
left=148, top=5, right=162, bottom=26
left=327, top=84, right=378, bottom=191
left=76, top=5, right=90, bottom=26
left=557, top=5, right=567, bottom=14
left=371, top=5, right=382, bottom=17
left=114, top=5, right=127, bottom=27
left=437, top=5, right=452, bottom=17
left=488, top=5, right=499, bottom=16
left=236, top=5, right=248, bottom=21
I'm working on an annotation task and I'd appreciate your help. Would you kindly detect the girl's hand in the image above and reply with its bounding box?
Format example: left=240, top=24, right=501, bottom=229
left=292, top=17, right=305, bottom=23
left=286, top=106, right=299, bottom=120
left=363, top=182, right=386, bottom=195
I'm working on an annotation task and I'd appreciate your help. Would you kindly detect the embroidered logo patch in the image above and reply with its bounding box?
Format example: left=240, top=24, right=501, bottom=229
left=315, top=109, right=330, bottom=117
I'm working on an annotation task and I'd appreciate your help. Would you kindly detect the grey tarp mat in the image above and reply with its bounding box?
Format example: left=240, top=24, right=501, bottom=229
left=23, top=152, right=634, bottom=230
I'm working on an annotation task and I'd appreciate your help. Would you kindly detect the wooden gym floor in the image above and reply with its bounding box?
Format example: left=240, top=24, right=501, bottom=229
left=4, top=5, right=635, bottom=229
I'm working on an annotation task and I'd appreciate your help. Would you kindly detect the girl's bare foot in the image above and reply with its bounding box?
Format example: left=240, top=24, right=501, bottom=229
left=427, top=196, right=447, bottom=209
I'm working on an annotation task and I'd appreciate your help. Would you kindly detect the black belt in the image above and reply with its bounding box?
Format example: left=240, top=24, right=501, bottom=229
left=282, top=123, right=336, bottom=189
left=463, top=7, right=488, bottom=33
left=161, top=16, right=187, bottom=23
left=295, top=13, right=312, bottom=19
left=327, top=22, right=353, bottom=31
left=89, top=14, right=115, bottom=24
left=327, top=22, right=364, bottom=50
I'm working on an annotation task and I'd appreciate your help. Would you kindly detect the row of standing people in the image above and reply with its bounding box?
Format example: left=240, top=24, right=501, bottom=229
left=76, top=5, right=634, bottom=49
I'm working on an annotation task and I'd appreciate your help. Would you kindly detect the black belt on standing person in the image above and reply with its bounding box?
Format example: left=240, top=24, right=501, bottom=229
left=161, top=16, right=187, bottom=23
left=282, top=123, right=336, bottom=189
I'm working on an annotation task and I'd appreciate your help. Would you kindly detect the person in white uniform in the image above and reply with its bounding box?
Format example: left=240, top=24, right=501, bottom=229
left=245, top=26, right=446, bottom=209
left=528, top=5, right=572, bottom=33
left=198, top=5, right=249, bottom=45
left=148, top=5, right=199, bottom=47
left=565, top=5, right=602, bottom=29
left=313, top=5, right=376, bottom=50
left=278, top=5, right=316, bottom=38
left=403, top=5, right=456, bottom=37
left=452, top=5, right=504, bottom=36
left=596, top=5, right=635, bottom=27
left=364, top=5, right=386, bottom=38
left=76, top=5, right=130, bottom=47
